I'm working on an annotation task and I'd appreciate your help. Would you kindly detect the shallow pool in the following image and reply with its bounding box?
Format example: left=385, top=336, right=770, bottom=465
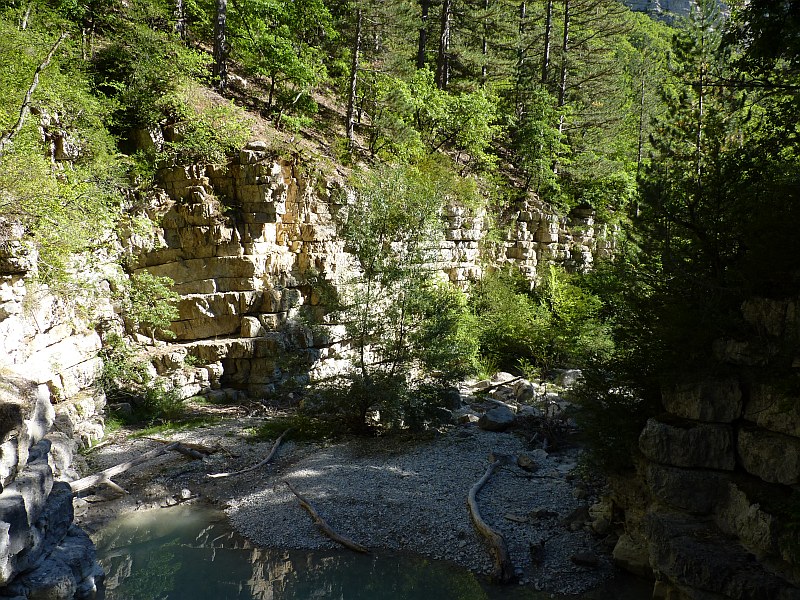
left=93, top=505, right=651, bottom=600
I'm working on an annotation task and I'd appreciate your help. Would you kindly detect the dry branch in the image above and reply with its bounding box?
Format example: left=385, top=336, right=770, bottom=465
left=145, top=437, right=217, bottom=459
left=70, top=442, right=180, bottom=494
left=0, top=31, right=69, bottom=158
left=284, top=480, right=368, bottom=553
left=207, top=428, right=290, bottom=479
left=467, top=460, right=516, bottom=584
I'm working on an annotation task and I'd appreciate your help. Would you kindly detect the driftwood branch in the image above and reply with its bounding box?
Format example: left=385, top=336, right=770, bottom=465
left=467, top=460, right=516, bottom=584
left=70, top=442, right=179, bottom=494
left=0, top=31, right=69, bottom=158
left=207, top=428, right=290, bottom=479
left=480, top=376, right=524, bottom=394
left=284, top=480, right=368, bottom=553
left=145, top=437, right=217, bottom=460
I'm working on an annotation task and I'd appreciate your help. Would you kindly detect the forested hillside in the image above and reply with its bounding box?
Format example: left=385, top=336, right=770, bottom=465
left=2, top=0, right=800, bottom=598
left=1, top=0, right=798, bottom=431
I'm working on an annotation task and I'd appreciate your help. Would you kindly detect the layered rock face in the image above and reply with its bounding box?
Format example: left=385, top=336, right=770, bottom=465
left=0, top=221, right=108, bottom=448
left=0, top=222, right=110, bottom=598
left=126, top=144, right=613, bottom=399
left=612, top=298, right=800, bottom=599
left=0, top=377, right=102, bottom=599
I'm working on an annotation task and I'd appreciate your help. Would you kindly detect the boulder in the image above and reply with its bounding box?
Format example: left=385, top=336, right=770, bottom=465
left=553, top=369, right=583, bottom=388
left=478, top=406, right=516, bottom=432
left=645, top=512, right=800, bottom=600
left=737, top=427, right=800, bottom=485
left=645, top=463, right=728, bottom=514
left=715, top=483, right=780, bottom=560
left=745, top=384, right=800, bottom=437
left=0, top=378, right=54, bottom=489
left=639, top=418, right=735, bottom=470
left=661, top=379, right=743, bottom=423
left=612, top=532, right=652, bottom=579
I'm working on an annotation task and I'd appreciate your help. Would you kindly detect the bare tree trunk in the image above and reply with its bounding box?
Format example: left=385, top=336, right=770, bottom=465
left=541, top=0, right=553, bottom=84
left=481, top=0, right=489, bottom=85
left=212, top=0, right=228, bottom=91
left=347, top=8, right=363, bottom=147
left=174, top=0, right=187, bottom=40
left=636, top=73, right=645, bottom=180
left=20, top=3, right=31, bottom=30
left=557, top=0, right=569, bottom=110
left=516, top=1, right=526, bottom=115
left=436, top=0, right=451, bottom=89
left=0, top=32, right=68, bottom=159
left=417, top=0, right=430, bottom=69
left=556, top=0, right=570, bottom=143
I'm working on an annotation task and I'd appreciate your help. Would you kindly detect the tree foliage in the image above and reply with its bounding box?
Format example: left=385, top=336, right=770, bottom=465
left=311, top=163, right=477, bottom=431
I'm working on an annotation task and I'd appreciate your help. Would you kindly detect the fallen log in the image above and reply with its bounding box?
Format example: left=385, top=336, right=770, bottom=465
left=145, top=437, right=218, bottom=455
left=70, top=442, right=180, bottom=494
left=467, top=460, right=516, bottom=584
left=207, top=428, right=290, bottom=479
left=284, top=480, right=368, bottom=554
left=145, top=437, right=216, bottom=460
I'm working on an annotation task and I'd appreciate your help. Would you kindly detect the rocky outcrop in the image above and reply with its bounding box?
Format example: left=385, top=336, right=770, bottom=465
left=0, top=223, right=109, bottom=599
left=0, top=377, right=102, bottom=599
left=122, top=143, right=613, bottom=400
left=622, top=0, right=698, bottom=22
left=610, top=297, right=800, bottom=599
left=0, top=222, right=109, bottom=449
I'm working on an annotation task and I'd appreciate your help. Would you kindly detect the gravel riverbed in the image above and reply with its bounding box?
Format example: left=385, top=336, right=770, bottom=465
left=78, top=413, right=614, bottom=596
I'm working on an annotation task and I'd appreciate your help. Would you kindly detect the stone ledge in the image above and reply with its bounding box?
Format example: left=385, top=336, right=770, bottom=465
left=662, top=379, right=742, bottom=423
left=639, top=418, right=736, bottom=471
left=645, top=512, right=800, bottom=600
left=738, top=427, right=800, bottom=485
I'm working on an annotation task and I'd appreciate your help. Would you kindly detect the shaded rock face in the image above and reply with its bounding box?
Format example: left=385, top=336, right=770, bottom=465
left=0, top=377, right=102, bottom=599
left=610, top=297, right=800, bottom=599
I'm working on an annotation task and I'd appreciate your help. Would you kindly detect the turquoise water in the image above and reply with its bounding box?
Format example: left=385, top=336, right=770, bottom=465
left=93, top=506, right=651, bottom=600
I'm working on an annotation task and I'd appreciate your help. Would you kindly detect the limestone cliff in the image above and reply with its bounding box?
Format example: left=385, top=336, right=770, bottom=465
left=0, top=141, right=615, bottom=597
left=121, top=143, right=614, bottom=400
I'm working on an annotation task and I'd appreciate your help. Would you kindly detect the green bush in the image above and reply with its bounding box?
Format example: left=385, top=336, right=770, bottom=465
left=308, top=163, right=478, bottom=433
left=158, top=89, right=252, bottom=164
left=469, top=265, right=614, bottom=374
left=92, top=22, right=207, bottom=134
left=99, top=333, right=185, bottom=424
left=117, top=271, right=180, bottom=341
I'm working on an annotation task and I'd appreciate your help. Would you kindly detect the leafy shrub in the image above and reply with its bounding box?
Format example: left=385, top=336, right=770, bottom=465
left=92, top=22, right=207, bottom=133
left=469, top=265, right=614, bottom=374
left=308, top=163, right=478, bottom=433
left=99, top=333, right=185, bottom=424
left=158, top=89, right=252, bottom=164
left=117, top=271, right=180, bottom=341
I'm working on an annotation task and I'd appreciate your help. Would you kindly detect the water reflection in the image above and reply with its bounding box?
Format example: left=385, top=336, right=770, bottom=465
left=93, top=506, right=650, bottom=600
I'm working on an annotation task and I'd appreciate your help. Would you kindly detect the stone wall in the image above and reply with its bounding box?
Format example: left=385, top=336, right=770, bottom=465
left=611, top=297, right=800, bottom=599
left=123, top=143, right=614, bottom=399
